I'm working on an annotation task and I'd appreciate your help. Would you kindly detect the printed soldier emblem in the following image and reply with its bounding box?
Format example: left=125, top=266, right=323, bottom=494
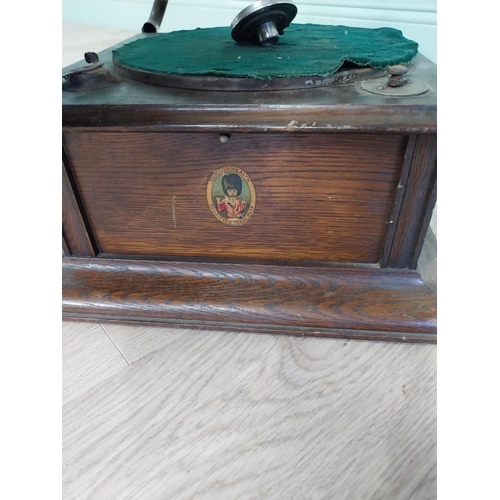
left=206, top=166, right=256, bottom=226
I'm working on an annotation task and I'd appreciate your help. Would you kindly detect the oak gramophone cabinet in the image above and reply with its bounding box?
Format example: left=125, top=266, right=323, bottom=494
left=62, top=1, right=437, bottom=343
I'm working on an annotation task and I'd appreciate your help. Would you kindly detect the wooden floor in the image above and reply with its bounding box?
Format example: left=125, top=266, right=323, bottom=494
left=63, top=321, right=436, bottom=500
left=62, top=24, right=437, bottom=500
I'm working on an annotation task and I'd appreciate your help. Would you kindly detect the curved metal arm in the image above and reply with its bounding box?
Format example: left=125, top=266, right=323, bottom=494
left=142, top=0, right=169, bottom=33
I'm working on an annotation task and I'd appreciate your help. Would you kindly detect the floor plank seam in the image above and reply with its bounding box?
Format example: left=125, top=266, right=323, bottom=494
left=100, top=323, right=132, bottom=366
left=406, top=460, right=437, bottom=500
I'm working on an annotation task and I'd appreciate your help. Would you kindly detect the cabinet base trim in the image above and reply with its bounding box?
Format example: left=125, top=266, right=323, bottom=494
left=62, top=257, right=437, bottom=343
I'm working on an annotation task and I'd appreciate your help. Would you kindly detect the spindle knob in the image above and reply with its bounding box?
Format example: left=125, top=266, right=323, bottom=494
left=231, top=0, right=298, bottom=46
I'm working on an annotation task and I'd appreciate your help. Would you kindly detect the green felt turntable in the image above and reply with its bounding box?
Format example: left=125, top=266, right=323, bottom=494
left=111, top=22, right=419, bottom=91
left=62, top=0, right=437, bottom=343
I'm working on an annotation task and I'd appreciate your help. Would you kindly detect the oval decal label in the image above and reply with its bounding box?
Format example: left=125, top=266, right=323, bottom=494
left=206, top=166, right=256, bottom=226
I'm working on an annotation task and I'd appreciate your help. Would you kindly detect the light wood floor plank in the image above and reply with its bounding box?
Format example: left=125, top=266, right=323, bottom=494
left=407, top=462, right=437, bottom=500
left=62, top=321, right=129, bottom=405
left=63, top=330, right=436, bottom=500
left=102, top=323, right=191, bottom=364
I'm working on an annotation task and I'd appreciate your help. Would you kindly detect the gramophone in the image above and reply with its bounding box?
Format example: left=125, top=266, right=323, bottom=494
left=62, top=0, right=437, bottom=343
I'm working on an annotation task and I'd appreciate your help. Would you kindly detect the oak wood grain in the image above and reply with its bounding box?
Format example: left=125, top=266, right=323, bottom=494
left=62, top=325, right=437, bottom=500
left=383, top=135, right=437, bottom=269
left=379, top=135, right=417, bottom=266
left=62, top=322, right=129, bottom=405
left=407, top=463, right=437, bottom=500
left=62, top=257, right=436, bottom=341
left=62, top=158, right=95, bottom=257
left=63, top=132, right=406, bottom=263
left=102, top=323, right=188, bottom=364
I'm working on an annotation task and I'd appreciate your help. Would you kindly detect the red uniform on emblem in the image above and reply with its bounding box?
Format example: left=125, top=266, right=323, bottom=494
left=217, top=197, right=248, bottom=219
left=214, top=173, right=249, bottom=221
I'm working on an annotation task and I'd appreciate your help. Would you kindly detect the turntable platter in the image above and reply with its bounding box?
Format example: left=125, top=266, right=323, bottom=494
left=112, top=24, right=419, bottom=91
